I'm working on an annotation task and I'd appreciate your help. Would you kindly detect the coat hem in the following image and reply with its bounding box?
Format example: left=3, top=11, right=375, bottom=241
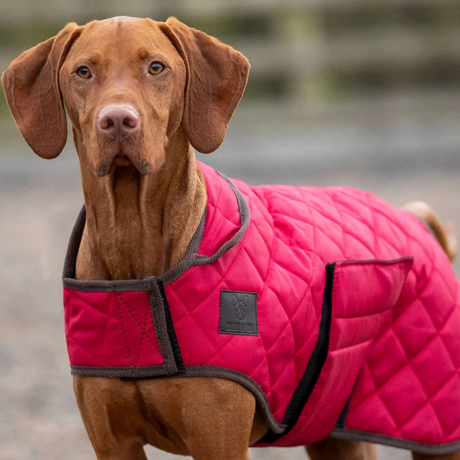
left=331, top=428, right=460, bottom=455
left=75, top=364, right=286, bottom=435
left=168, top=365, right=286, bottom=435
left=71, top=364, right=171, bottom=379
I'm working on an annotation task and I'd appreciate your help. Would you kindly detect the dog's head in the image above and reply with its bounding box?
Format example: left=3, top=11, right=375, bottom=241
left=2, top=17, right=250, bottom=176
left=232, top=294, right=249, bottom=321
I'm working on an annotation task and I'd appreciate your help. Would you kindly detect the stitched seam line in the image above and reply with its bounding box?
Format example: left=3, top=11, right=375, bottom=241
left=134, top=300, right=149, bottom=367
left=67, top=336, right=112, bottom=366
left=117, top=293, right=161, bottom=355
left=114, top=292, right=134, bottom=376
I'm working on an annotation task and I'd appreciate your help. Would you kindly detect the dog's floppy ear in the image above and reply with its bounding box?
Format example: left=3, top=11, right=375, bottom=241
left=160, top=17, right=250, bottom=154
left=1, top=23, right=81, bottom=159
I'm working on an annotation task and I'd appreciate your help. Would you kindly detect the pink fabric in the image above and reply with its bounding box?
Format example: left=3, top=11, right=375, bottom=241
left=64, top=289, right=163, bottom=367
left=272, top=259, right=412, bottom=445
left=63, top=161, right=460, bottom=450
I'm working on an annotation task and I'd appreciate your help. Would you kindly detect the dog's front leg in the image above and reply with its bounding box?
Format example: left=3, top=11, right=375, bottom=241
left=136, top=377, right=259, bottom=460
left=75, top=376, right=260, bottom=460
left=73, top=377, right=150, bottom=460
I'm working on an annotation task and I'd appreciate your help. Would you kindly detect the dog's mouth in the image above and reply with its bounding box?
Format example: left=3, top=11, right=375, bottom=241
left=113, top=153, right=133, bottom=167
left=97, top=150, right=153, bottom=176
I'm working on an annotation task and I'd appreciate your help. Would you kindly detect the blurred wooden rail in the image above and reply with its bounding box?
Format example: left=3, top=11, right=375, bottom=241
left=1, top=0, right=460, bottom=133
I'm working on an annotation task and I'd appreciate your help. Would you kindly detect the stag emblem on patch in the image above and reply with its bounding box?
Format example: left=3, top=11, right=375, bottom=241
left=232, top=294, right=249, bottom=320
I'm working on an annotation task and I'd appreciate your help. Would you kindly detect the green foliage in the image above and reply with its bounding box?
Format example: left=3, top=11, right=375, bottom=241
left=0, top=22, right=63, bottom=49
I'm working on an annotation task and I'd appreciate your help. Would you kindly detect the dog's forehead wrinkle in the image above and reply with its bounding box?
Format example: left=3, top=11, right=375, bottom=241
left=83, top=17, right=150, bottom=41
left=76, top=20, right=173, bottom=63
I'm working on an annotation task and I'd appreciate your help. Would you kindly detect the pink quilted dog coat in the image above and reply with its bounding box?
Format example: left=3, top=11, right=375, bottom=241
left=63, top=162, right=460, bottom=454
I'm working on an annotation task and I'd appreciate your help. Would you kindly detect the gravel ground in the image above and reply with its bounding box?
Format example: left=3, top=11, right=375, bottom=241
left=1, top=148, right=460, bottom=460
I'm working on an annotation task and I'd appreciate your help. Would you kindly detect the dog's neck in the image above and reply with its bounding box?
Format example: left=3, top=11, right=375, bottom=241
left=74, top=131, right=207, bottom=281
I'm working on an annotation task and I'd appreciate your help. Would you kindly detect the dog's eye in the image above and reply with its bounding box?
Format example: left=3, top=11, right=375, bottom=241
left=76, top=66, right=91, bottom=79
left=149, top=62, right=164, bottom=75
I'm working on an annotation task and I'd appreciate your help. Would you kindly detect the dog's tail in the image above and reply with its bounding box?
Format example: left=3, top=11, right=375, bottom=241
left=403, top=201, right=457, bottom=262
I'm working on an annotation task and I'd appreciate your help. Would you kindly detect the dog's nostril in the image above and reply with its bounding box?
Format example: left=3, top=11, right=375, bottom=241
left=123, top=116, right=138, bottom=128
left=100, top=118, right=114, bottom=130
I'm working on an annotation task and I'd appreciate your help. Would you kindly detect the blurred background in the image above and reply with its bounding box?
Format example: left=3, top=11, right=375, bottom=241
left=1, top=1, right=460, bottom=459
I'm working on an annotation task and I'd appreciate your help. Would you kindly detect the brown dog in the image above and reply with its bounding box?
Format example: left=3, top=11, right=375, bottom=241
left=2, top=16, right=460, bottom=460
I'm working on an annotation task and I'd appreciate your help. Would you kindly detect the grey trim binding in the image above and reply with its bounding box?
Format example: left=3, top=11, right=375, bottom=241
left=63, top=205, right=85, bottom=279
left=193, top=173, right=251, bottom=266
left=98, top=365, right=285, bottom=434
left=71, top=364, right=171, bottom=378
left=331, top=428, right=460, bottom=455
left=62, top=207, right=207, bottom=292
left=62, top=206, right=150, bottom=292
left=143, top=277, right=178, bottom=375
left=159, top=173, right=251, bottom=283
left=70, top=277, right=179, bottom=379
left=62, top=171, right=252, bottom=379
left=62, top=173, right=250, bottom=291
left=169, top=366, right=285, bottom=434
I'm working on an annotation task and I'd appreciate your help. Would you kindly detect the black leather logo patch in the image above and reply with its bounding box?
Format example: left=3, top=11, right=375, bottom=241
left=219, top=291, right=258, bottom=336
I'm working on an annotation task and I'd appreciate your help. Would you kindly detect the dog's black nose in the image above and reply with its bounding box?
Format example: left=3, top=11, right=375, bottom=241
left=98, top=105, right=140, bottom=141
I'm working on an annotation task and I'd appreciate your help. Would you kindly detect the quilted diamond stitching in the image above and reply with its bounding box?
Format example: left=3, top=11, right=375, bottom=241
left=173, top=239, right=247, bottom=328
left=67, top=335, right=112, bottom=367
left=260, top=188, right=459, bottom=441
left=348, top=282, right=460, bottom=441
left=398, top=372, right=458, bottom=438
left=116, top=292, right=161, bottom=355
left=249, top=189, right=324, bottom=412
left=162, top=168, right=460, bottom=446
left=114, top=292, right=133, bottom=368
left=350, top=303, right=456, bottom=415
left=119, top=293, right=152, bottom=366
